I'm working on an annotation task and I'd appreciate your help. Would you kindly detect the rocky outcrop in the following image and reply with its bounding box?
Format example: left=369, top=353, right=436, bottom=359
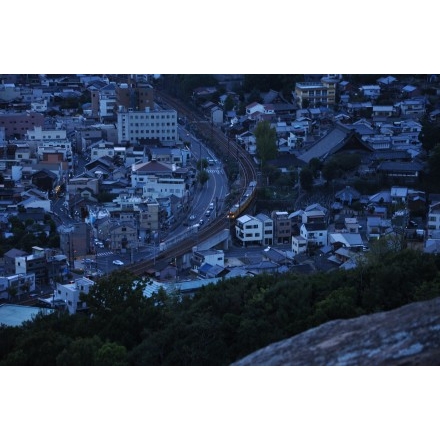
left=232, top=297, right=440, bottom=366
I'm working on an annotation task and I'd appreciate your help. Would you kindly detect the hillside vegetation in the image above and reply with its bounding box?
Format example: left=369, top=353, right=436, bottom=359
left=1, top=245, right=439, bottom=365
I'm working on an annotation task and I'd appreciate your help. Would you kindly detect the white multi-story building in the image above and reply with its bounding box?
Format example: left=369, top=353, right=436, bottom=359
left=300, top=223, right=328, bottom=247
left=54, top=277, right=95, bottom=314
left=235, top=215, right=263, bottom=246
left=255, top=213, right=273, bottom=246
left=26, top=126, right=68, bottom=142
left=26, top=126, right=72, bottom=167
left=292, top=235, right=307, bottom=255
left=142, top=176, right=186, bottom=199
left=90, top=140, right=121, bottom=161
left=428, top=202, right=440, bottom=234
left=131, top=161, right=176, bottom=188
left=117, top=108, right=178, bottom=144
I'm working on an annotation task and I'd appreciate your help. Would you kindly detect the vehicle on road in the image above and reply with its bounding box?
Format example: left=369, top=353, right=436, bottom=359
left=112, top=260, right=124, bottom=266
left=189, top=214, right=196, bottom=220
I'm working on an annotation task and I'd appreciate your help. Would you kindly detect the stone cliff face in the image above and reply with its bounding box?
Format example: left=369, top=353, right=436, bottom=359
left=232, top=297, right=440, bottom=366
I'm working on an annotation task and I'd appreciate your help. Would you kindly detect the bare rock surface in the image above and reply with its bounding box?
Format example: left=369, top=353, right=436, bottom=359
left=232, top=297, right=440, bottom=366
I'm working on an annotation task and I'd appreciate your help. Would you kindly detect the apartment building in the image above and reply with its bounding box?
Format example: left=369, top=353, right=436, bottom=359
left=116, top=82, right=155, bottom=112
left=294, top=76, right=339, bottom=109
left=271, top=211, right=291, bottom=245
left=0, top=112, right=45, bottom=140
left=117, top=108, right=178, bottom=144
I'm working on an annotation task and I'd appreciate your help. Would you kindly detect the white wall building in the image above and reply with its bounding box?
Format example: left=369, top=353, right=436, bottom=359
left=300, top=223, right=328, bottom=247
left=90, top=140, right=117, bottom=160
left=54, top=277, right=95, bottom=314
left=292, top=235, right=307, bottom=255
left=360, top=85, right=381, bottom=99
left=117, top=108, right=178, bottom=144
left=142, top=176, right=186, bottom=199
left=428, top=202, right=440, bottom=234
left=255, top=213, right=273, bottom=246
left=26, top=126, right=67, bottom=142
left=192, top=249, right=225, bottom=270
left=235, top=215, right=263, bottom=246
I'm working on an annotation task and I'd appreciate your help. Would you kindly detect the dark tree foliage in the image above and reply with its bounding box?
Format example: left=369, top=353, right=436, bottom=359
left=300, top=167, right=314, bottom=191
left=160, top=74, right=218, bottom=100
left=242, top=74, right=304, bottom=95
left=2, top=248, right=440, bottom=365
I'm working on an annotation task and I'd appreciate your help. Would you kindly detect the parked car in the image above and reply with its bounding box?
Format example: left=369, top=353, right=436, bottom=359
left=112, top=260, right=124, bottom=266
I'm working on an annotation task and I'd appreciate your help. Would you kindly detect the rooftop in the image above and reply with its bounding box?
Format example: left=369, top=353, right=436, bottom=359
left=0, top=304, right=53, bottom=327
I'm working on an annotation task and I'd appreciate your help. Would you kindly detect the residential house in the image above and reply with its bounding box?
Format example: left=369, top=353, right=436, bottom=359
left=291, top=235, right=307, bottom=256
left=401, top=85, right=421, bottom=98
left=328, top=233, right=364, bottom=252
left=30, top=169, right=58, bottom=193
left=3, top=248, right=28, bottom=275
left=235, top=214, right=263, bottom=246
left=54, top=277, right=94, bottom=314
left=398, top=98, right=425, bottom=117
left=0, top=273, right=36, bottom=301
left=84, top=156, right=116, bottom=180
left=372, top=106, right=396, bottom=119
left=90, top=140, right=117, bottom=161
left=390, top=186, right=408, bottom=205
left=191, top=249, right=225, bottom=272
left=366, top=216, right=392, bottom=240
left=359, top=85, right=381, bottom=99
left=198, top=263, right=228, bottom=279
left=262, top=247, right=292, bottom=266
left=246, top=102, right=268, bottom=117
left=302, top=208, right=326, bottom=225
left=344, top=218, right=361, bottom=233
left=19, top=188, right=51, bottom=212
left=131, top=160, right=175, bottom=189
left=428, top=202, right=440, bottom=235
left=149, top=147, right=190, bottom=167
left=245, top=261, right=280, bottom=276
left=67, top=177, right=100, bottom=197
left=211, top=106, right=223, bottom=125
left=377, top=76, right=397, bottom=87
left=255, top=213, right=273, bottom=246
left=236, top=131, right=256, bottom=154
left=271, top=211, right=291, bottom=245
left=334, top=186, right=361, bottom=206
left=300, top=223, right=328, bottom=247
left=15, top=246, right=48, bottom=287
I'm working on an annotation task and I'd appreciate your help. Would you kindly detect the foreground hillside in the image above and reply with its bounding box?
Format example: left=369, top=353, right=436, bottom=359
left=1, top=247, right=440, bottom=365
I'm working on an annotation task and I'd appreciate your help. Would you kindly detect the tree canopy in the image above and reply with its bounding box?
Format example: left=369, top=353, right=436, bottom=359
left=254, top=121, right=277, bottom=169
left=1, top=247, right=440, bottom=366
